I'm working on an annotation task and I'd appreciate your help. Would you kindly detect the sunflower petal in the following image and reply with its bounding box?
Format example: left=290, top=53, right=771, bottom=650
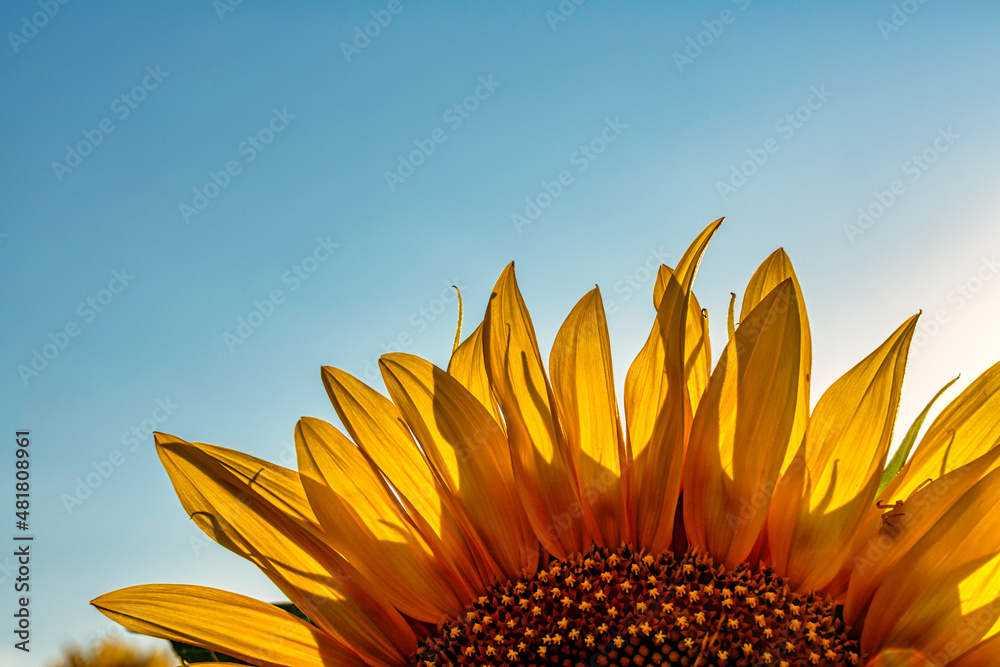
left=191, top=442, right=324, bottom=542
left=625, top=266, right=690, bottom=552
left=295, top=416, right=465, bottom=622
left=739, top=248, right=812, bottom=469
left=624, top=221, right=721, bottom=552
left=653, top=220, right=722, bottom=411
left=321, top=366, right=483, bottom=596
left=767, top=314, right=918, bottom=592
left=447, top=322, right=503, bottom=428
left=655, top=264, right=713, bottom=414
left=674, top=217, right=723, bottom=286
left=884, top=359, right=1000, bottom=503
left=727, top=292, right=736, bottom=339
left=650, top=219, right=723, bottom=305
left=379, top=352, right=539, bottom=580
left=549, top=287, right=629, bottom=547
left=862, top=467, right=1000, bottom=658
left=683, top=279, right=804, bottom=569
left=482, top=262, right=596, bottom=557
left=92, top=585, right=365, bottom=667
left=154, top=434, right=415, bottom=665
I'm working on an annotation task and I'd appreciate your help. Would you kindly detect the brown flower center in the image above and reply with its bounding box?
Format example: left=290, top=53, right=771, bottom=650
left=411, top=546, right=863, bottom=667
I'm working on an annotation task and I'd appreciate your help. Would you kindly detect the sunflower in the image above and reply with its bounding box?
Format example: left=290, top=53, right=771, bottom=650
left=94, top=219, right=1000, bottom=667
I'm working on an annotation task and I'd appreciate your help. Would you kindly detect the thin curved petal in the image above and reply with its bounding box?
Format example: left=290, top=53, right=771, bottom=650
left=684, top=280, right=804, bottom=570
left=92, top=585, right=366, bottom=667
left=549, top=287, right=629, bottom=547
left=768, top=314, right=918, bottom=592
left=655, top=264, right=712, bottom=413
left=482, top=262, right=597, bottom=557
left=625, top=220, right=721, bottom=553
left=625, top=266, right=689, bottom=552
left=379, top=352, right=538, bottom=580
left=295, top=416, right=465, bottom=622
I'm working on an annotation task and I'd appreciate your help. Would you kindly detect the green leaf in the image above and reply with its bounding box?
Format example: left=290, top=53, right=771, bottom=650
left=169, top=602, right=309, bottom=664
left=878, top=375, right=959, bottom=494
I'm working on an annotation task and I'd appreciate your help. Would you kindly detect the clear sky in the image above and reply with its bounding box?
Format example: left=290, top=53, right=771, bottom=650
left=2, top=2, right=1000, bottom=665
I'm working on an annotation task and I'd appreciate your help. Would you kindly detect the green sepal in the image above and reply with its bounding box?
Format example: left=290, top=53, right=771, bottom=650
left=878, top=375, right=959, bottom=494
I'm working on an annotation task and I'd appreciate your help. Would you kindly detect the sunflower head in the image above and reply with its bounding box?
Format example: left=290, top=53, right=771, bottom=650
left=93, top=220, right=1000, bottom=667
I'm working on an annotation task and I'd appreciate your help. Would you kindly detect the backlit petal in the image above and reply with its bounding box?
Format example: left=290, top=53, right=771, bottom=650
left=295, top=416, right=465, bottom=622
left=322, top=366, right=483, bottom=595
left=862, top=467, right=1000, bottom=658
left=155, top=433, right=415, bottom=665
left=625, top=266, right=689, bottom=552
left=549, top=287, right=629, bottom=547
left=379, top=352, right=538, bottom=580
left=92, top=585, right=366, bottom=667
left=739, top=248, right=812, bottom=470
left=684, top=280, right=804, bottom=569
left=448, top=322, right=503, bottom=428
left=482, top=263, right=597, bottom=557
left=768, top=315, right=918, bottom=592
left=626, top=220, right=721, bottom=553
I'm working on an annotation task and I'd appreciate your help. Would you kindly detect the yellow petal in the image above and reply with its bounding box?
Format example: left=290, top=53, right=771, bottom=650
left=655, top=263, right=713, bottom=414
left=155, top=433, right=415, bottom=665
left=674, top=217, right=724, bottom=287
left=683, top=280, right=804, bottom=569
left=884, top=359, right=1000, bottom=504
left=739, top=248, right=812, bottom=470
left=653, top=219, right=722, bottom=411
left=625, top=220, right=722, bottom=553
left=482, top=262, right=597, bottom=557
left=192, top=441, right=325, bottom=543
left=625, top=266, right=689, bottom=552
left=295, top=416, right=464, bottom=622
left=379, top=352, right=538, bottom=580
left=92, top=584, right=366, bottom=667
left=767, top=315, right=918, bottom=592
left=549, top=287, right=629, bottom=547
left=447, top=322, right=503, bottom=428
left=683, top=293, right=712, bottom=414
left=862, top=467, right=1000, bottom=658
left=321, top=366, right=483, bottom=596
left=727, top=292, right=736, bottom=339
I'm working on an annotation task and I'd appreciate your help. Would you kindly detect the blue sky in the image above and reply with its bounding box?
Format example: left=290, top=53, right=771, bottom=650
left=2, top=1, right=1000, bottom=664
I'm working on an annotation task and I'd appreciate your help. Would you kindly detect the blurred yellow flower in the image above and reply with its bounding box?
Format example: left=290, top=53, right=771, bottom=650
left=50, top=640, right=173, bottom=667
